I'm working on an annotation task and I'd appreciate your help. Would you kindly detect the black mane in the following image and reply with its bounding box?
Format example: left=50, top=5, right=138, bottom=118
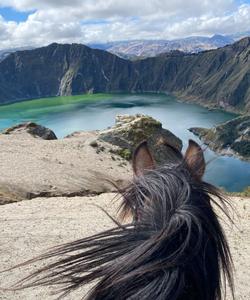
left=12, top=161, right=234, bottom=300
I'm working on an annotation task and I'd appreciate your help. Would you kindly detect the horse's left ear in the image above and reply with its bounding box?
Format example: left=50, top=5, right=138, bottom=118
left=184, top=140, right=205, bottom=180
left=133, top=141, right=155, bottom=176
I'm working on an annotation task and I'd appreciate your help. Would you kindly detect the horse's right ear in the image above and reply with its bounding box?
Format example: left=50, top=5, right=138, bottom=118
left=184, top=139, right=205, bottom=180
left=133, top=141, right=155, bottom=176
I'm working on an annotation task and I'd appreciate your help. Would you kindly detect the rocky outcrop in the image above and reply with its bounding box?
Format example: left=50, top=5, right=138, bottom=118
left=99, top=114, right=182, bottom=164
left=0, top=115, right=182, bottom=204
left=2, top=122, right=57, bottom=140
left=0, top=38, right=250, bottom=113
left=190, top=115, right=250, bottom=160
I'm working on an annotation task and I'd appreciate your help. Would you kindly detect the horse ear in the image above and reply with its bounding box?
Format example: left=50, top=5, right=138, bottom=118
left=184, top=140, right=205, bottom=180
left=133, top=141, right=155, bottom=176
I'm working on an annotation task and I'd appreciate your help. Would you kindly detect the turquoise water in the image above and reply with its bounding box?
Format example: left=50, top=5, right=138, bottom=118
left=0, top=93, right=249, bottom=192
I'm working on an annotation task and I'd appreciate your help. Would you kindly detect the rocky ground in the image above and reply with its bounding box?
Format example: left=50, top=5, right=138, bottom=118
left=0, top=130, right=131, bottom=202
left=0, top=194, right=249, bottom=299
left=0, top=115, right=181, bottom=204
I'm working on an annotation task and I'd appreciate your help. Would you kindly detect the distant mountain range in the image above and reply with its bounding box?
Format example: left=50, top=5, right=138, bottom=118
left=89, top=33, right=250, bottom=59
left=1, top=32, right=249, bottom=62
left=0, top=37, right=249, bottom=113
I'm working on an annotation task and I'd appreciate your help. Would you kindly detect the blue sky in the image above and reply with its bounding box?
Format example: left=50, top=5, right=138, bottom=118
left=0, top=7, right=32, bottom=22
left=0, top=0, right=249, bottom=49
left=237, top=0, right=250, bottom=3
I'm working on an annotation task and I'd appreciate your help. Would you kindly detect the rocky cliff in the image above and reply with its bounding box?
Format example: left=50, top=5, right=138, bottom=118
left=0, top=38, right=249, bottom=113
left=0, top=43, right=134, bottom=104
left=132, top=37, right=250, bottom=113
left=190, top=115, right=250, bottom=160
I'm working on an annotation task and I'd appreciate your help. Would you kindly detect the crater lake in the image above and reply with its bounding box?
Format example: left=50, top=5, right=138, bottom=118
left=0, top=93, right=249, bottom=192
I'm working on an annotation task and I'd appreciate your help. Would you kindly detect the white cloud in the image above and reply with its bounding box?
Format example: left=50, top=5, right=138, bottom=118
left=0, top=0, right=83, bottom=11
left=0, top=0, right=236, bottom=19
left=0, top=0, right=249, bottom=49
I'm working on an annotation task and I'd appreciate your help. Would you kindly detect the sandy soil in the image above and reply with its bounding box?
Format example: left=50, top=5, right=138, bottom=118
left=0, top=132, right=131, bottom=202
left=0, top=194, right=249, bottom=300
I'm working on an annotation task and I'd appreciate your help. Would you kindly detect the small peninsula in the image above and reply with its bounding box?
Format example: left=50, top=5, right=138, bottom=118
left=190, top=115, right=250, bottom=160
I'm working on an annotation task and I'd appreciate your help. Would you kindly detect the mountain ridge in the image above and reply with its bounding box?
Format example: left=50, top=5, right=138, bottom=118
left=1, top=32, right=248, bottom=62
left=0, top=38, right=249, bottom=113
left=89, top=34, right=235, bottom=59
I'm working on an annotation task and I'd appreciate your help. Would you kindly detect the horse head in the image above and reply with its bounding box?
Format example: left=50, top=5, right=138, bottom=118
left=10, top=139, right=234, bottom=300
